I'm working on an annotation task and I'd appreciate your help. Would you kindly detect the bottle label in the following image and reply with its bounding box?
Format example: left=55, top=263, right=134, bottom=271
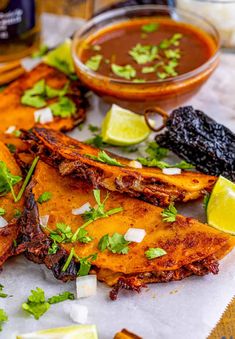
left=0, top=0, right=36, bottom=40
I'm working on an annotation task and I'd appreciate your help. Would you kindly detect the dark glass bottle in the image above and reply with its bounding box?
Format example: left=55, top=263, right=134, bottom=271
left=0, top=0, right=41, bottom=62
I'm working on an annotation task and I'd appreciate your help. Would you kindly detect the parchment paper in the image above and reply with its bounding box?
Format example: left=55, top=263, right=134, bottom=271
left=1, top=13, right=235, bottom=339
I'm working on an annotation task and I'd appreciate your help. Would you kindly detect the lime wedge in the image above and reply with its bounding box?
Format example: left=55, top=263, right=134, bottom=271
left=17, top=325, right=98, bottom=339
left=207, top=176, right=235, bottom=235
left=101, top=104, right=151, bottom=146
left=43, top=39, right=75, bottom=75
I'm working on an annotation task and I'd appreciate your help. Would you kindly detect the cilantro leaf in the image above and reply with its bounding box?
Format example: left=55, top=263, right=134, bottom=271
left=47, top=291, right=74, bottom=304
left=165, top=48, right=181, bottom=59
left=13, top=209, right=22, bottom=218
left=159, top=33, right=183, bottom=49
left=157, top=72, right=168, bottom=80
left=0, top=161, right=22, bottom=201
left=145, top=247, right=167, bottom=259
left=48, top=241, right=59, bottom=254
left=49, top=223, right=73, bottom=244
left=132, top=78, right=146, bottom=83
left=76, top=228, right=93, bottom=244
left=111, top=64, right=136, bottom=80
left=86, top=55, right=103, bottom=71
left=145, top=142, right=168, bottom=161
left=86, top=151, right=123, bottom=167
left=0, top=284, right=8, bottom=298
left=22, top=287, right=50, bottom=320
left=161, top=203, right=177, bottom=222
left=0, top=309, right=8, bottom=331
left=98, top=233, right=130, bottom=254
left=38, top=191, right=52, bottom=204
left=137, top=158, right=194, bottom=170
left=78, top=253, right=97, bottom=276
left=85, top=135, right=107, bottom=149
left=50, top=96, right=76, bottom=118
left=0, top=208, right=5, bottom=216
left=141, top=23, right=159, bottom=33
left=98, top=234, right=109, bottom=252
left=88, top=124, right=100, bottom=133
left=46, top=82, right=69, bottom=98
left=129, top=44, right=158, bottom=64
left=21, top=79, right=47, bottom=108
left=142, top=66, right=156, bottom=74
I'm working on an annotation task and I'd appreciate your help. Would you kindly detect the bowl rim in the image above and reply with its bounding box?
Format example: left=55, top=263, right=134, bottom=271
left=72, top=4, right=220, bottom=86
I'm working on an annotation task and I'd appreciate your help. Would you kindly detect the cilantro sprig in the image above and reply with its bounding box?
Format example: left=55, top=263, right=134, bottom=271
left=47, top=291, right=74, bottom=304
left=141, top=23, right=159, bottom=33
left=83, top=189, right=123, bottom=222
left=161, top=203, right=178, bottom=223
left=47, top=222, right=74, bottom=254
left=0, top=208, right=5, bottom=216
left=62, top=248, right=97, bottom=276
left=22, top=287, right=75, bottom=320
left=98, top=233, right=130, bottom=254
left=136, top=142, right=193, bottom=170
left=71, top=189, right=123, bottom=243
left=86, top=150, right=123, bottom=167
left=145, top=247, right=167, bottom=259
left=0, top=161, right=22, bottom=201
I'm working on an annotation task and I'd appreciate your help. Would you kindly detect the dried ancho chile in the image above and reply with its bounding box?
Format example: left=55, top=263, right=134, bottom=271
left=155, top=106, right=235, bottom=181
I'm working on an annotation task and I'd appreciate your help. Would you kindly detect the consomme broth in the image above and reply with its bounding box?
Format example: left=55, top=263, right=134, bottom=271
left=79, top=18, right=217, bottom=82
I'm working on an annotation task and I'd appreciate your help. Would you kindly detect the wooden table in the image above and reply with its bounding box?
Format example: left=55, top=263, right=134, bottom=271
left=43, top=1, right=235, bottom=338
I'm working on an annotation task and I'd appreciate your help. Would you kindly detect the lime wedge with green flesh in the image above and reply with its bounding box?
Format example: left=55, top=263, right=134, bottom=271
left=17, top=325, right=98, bottom=339
left=207, top=176, right=235, bottom=235
left=101, top=104, right=151, bottom=146
left=43, top=39, right=75, bottom=75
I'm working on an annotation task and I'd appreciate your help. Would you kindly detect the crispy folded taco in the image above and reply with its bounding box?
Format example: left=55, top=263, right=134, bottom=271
left=22, top=127, right=216, bottom=207
left=0, top=142, right=23, bottom=267
left=19, top=161, right=235, bottom=299
left=0, top=63, right=87, bottom=151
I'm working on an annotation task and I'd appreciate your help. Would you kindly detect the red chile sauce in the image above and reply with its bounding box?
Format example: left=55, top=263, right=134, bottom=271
left=79, top=18, right=217, bottom=82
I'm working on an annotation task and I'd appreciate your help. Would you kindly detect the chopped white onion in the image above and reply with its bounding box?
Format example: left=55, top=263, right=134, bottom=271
left=5, top=126, right=16, bottom=134
left=72, top=202, right=91, bottom=216
left=128, top=160, right=142, bottom=169
left=124, top=228, right=146, bottom=243
left=34, top=107, right=53, bottom=124
left=76, top=275, right=97, bottom=299
left=0, top=216, right=8, bottom=228
left=21, top=57, right=42, bottom=72
left=39, top=215, right=49, bottom=228
left=162, top=168, right=182, bottom=175
left=64, top=302, right=88, bottom=324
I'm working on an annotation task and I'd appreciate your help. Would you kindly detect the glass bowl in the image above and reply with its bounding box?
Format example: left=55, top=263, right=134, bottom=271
left=72, top=5, right=220, bottom=113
